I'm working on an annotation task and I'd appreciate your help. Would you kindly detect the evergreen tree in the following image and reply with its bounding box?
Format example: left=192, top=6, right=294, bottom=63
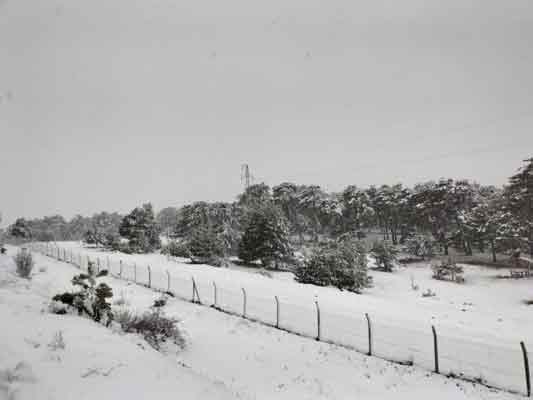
left=506, top=158, right=533, bottom=256
left=119, top=203, right=161, bottom=253
left=238, top=205, right=292, bottom=269
left=156, top=207, right=179, bottom=238
left=188, top=225, right=225, bottom=264
left=9, top=218, right=32, bottom=240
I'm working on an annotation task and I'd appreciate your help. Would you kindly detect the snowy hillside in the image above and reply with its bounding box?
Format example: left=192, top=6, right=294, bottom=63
left=1, top=245, right=527, bottom=399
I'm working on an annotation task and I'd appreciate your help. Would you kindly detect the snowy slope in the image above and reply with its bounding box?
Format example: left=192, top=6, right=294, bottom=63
left=0, top=251, right=238, bottom=400
left=2, top=244, right=526, bottom=399
left=42, top=241, right=533, bottom=394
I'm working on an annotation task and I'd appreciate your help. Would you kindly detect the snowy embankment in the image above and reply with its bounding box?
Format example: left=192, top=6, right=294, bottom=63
left=0, top=247, right=522, bottom=400
left=41, top=241, right=533, bottom=394
left=0, top=249, right=237, bottom=400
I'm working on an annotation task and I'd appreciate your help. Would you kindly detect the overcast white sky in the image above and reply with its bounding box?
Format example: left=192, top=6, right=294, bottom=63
left=1, top=0, right=533, bottom=225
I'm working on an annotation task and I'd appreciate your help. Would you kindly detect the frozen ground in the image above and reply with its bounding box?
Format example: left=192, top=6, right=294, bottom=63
left=0, top=246, right=523, bottom=400
left=39, top=241, right=533, bottom=394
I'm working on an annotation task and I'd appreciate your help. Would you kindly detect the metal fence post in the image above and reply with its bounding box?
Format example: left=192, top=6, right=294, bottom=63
left=315, top=301, right=321, bottom=341
left=97, top=258, right=101, bottom=273
left=191, top=277, right=201, bottom=304
left=107, top=256, right=110, bottom=270
left=147, top=265, right=151, bottom=288
left=242, top=288, right=247, bottom=318
left=432, top=325, right=440, bottom=374
left=213, top=282, right=217, bottom=308
left=134, top=263, right=137, bottom=282
left=119, top=260, right=123, bottom=278
left=365, top=313, right=372, bottom=356
left=166, top=270, right=171, bottom=293
left=521, top=341, right=531, bottom=397
left=275, top=296, right=280, bottom=329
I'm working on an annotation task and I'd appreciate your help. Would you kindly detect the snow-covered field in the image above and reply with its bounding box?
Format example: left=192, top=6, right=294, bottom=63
left=0, top=246, right=525, bottom=400
left=25, top=241, right=533, bottom=395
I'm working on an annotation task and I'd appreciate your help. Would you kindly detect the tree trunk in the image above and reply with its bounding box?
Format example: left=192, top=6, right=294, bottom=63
left=490, top=240, right=497, bottom=262
left=444, top=244, right=449, bottom=256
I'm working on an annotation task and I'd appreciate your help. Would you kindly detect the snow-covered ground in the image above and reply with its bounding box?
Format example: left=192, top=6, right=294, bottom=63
left=0, top=246, right=524, bottom=400
left=35, top=241, right=533, bottom=394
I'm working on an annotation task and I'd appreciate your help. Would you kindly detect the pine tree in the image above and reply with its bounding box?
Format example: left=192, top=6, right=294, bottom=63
left=188, top=225, right=224, bottom=264
left=119, top=203, right=161, bottom=253
left=9, top=218, right=32, bottom=240
left=238, top=205, right=292, bottom=269
left=506, top=158, right=533, bottom=256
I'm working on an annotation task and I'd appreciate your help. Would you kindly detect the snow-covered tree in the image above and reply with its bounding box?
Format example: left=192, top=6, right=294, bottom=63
left=238, top=205, right=292, bottom=269
left=119, top=203, right=161, bottom=253
left=156, top=207, right=179, bottom=238
left=294, top=237, right=370, bottom=292
left=505, top=157, right=533, bottom=256
left=340, top=185, right=375, bottom=235
left=9, top=218, right=32, bottom=240
left=411, top=179, right=476, bottom=255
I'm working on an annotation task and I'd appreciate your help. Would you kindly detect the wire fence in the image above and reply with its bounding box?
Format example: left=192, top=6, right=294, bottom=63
left=28, top=242, right=532, bottom=397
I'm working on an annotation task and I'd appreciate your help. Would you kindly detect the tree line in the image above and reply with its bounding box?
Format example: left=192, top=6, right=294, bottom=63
left=5, top=157, right=533, bottom=264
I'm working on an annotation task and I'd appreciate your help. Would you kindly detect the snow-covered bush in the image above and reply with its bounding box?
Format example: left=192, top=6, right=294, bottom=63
left=115, top=308, right=185, bottom=351
left=14, top=249, right=34, bottom=278
left=51, top=262, right=114, bottom=325
left=294, top=239, right=371, bottom=292
left=48, top=331, right=66, bottom=351
left=431, top=258, right=464, bottom=283
left=405, top=235, right=435, bottom=259
left=162, top=240, right=191, bottom=259
left=371, top=240, right=399, bottom=272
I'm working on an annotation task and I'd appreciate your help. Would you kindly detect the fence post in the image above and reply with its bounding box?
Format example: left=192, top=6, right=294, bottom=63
left=315, top=301, right=321, bottom=341
left=365, top=313, right=372, bottom=356
left=432, top=325, right=440, bottom=374
left=107, top=256, right=110, bottom=270
left=275, top=296, right=280, bottom=328
left=119, top=260, right=123, bottom=278
left=147, top=266, right=152, bottom=288
left=213, top=282, right=218, bottom=308
left=166, top=270, right=171, bottom=293
left=192, top=277, right=196, bottom=302
left=242, top=288, right=247, bottom=318
left=97, top=258, right=101, bottom=273
left=521, top=341, right=531, bottom=397
left=134, top=263, right=137, bottom=283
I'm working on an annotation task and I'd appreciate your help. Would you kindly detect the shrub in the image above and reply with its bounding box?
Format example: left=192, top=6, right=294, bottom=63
left=431, top=258, right=464, bottom=283
left=162, top=241, right=191, bottom=258
left=294, top=239, right=371, bottom=292
left=115, top=308, right=185, bottom=350
left=14, top=249, right=34, bottom=278
left=51, top=262, right=114, bottom=325
left=405, top=235, right=435, bottom=259
left=371, top=241, right=399, bottom=272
